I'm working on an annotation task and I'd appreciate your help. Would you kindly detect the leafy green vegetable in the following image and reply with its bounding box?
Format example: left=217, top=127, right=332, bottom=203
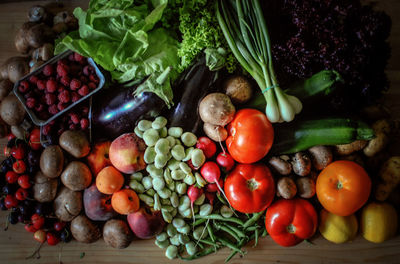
left=55, top=0, right=179, bottom=107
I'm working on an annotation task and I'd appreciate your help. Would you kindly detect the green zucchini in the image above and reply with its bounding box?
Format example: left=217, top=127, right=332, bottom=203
left=246, top=70, right=342, bottom=111
left=270, top=117, right=375, bottom=155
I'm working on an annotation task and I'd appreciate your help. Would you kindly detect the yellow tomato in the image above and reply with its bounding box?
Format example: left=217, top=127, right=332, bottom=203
left=319, top=209, right=358, bottom=244
left=361, top=202, right=398, bottom=243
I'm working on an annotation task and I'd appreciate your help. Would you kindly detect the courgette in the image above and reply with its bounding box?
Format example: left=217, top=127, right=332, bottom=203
left=270, top=117, right=375, bottom=155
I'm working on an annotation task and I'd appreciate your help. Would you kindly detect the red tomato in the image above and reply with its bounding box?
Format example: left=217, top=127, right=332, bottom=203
left=265, top=198, right=318, bottom=247
left=224, top=163, right=275, bottom=213
left=226, top=109, right=273, bottom=164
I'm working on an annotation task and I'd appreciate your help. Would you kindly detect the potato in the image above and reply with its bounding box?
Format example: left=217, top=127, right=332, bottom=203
left=334, top=140, right=367, bottom=156
left=0, top=94, right=26, bottom=126
left=71, top=215, right=101, bottom=243
left=53, top=186, right=82, bottom=222
left=59, top=130, right=90, bottom=158
left=199, top=93, right=235, bottom=126
left=375, top=156, right=400, bottom=201
left=277, top=177, right=297, bottom=199
left=223, top=75, right=252, bottom=104
left=40, top=145, right=64, bottom=178
left=296, top=177, right=316, bottom=199
left=61, top=161, right=92, bottom=191
left=203, top=122, right=228, bottom=142
left=103, top=219, right=133, bottom=249
left=363, top=119, right=390, bottom=157
left=33, top=171, right=58, bottom=202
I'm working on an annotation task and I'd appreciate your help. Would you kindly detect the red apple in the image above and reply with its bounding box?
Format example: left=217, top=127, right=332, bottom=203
left=87, top=141, right=112, bottom=175
left=109, top=133, right=146, bottom=174
left=127, top=207, right=165, bottom=239
left=84, top=184, right=117, bottom=221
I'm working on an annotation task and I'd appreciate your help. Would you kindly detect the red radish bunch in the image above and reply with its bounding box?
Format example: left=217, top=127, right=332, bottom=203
left=187, top=185, right=204, bottom=223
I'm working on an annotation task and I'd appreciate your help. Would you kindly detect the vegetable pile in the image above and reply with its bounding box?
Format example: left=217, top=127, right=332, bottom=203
left=0, top=0, right=399, bottom=263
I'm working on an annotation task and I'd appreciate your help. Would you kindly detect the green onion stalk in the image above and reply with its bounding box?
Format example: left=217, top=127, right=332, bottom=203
left=216, top=0, right=302, bottom=122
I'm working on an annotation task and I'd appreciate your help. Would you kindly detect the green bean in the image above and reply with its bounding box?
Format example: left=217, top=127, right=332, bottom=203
left=138, top=194, right=154, bottom=207
left=243, top=211, right=264, bottom=229
left=156, top=232, right=168, bottom=242
left=225, top=234, right=255, bottom=262
left=195, top=214, right=244, bottom=226
left=191, top=148, right=206, bottom=168
left=193, top=218, right=207, bottom=227
left=169, top=234, right=180, bottom=246
left=178, top=244, right=222, bottom=260
left=138, top=120, right=152, bottom=131
left=171, top=169, right=186, bottom=180
left=181, top=132, right=197, bottom=147
left=168, top=127, right=183, bottom=138
left=220, top=205, right=234, bottom=218
left=193, top=226, right=208, bottom=240
left=171, top=145, right=185, bottom=161
left=172, top=218, right=185, bottom=228
left=217, top=237, right=245, bottom=255
left=155, top=239, right=169, bottom=249
left=134, top=126, right=143, bottom=138
left=143, top=128, right=159, bottom=147
left=195, top=172, right=207, bottom=187
left=198, top=238, right=217, bottom=246
left=179, top=162, right=192, bottom=174
left=254, top=228, right=259, bottom=247
left=153, top=193, right=161, bottom=211
left=185, top=241, right=197, bottom=256
left=170, top=192, right=179, bottom=208
left=178, top=234, right=190, bottom=244
left=152, top=177, right=165, bottom=191
left=142, top=176, right=153, bottom=190
left=244, top=225, right=259, bottom=232
left=152, top=116, right=167, bottom=130
left=146, top=189, right=155, bottom=196
left=130, top=172, right=143, bottom=181
left=222, top=223, right=246, bottom=239
left=193, top=204, right=199, bottom=214
left=144, top=147, right=156, bottom=164
left=159, top=126, right=168, bottom=138
left=207, top=224, right=218, bottom=252
left=129, top=180, right=145, bottom=194
left=162, top=210, right=173, bottom=223
left=183, top=173, right=196, bottom=185
left=154, top=154, right=169, bottom=169
left=261, top=229, right=268, bottom=237
left=215, top=223, right=240, bottom=242
left=199, top=204, right=213, bottom=217
left=216, top=192, right=228, bottom=205
left=166, top=223, right=177, bottom=237
left=194, top=193, right=206, bottom=205
left=166, top=136, right=176, bottom=147
left=165, top=245, right=178, bottom=259
left=183, top=147, right=194, bottom=161
left=176, top=182, right=187, bottom=195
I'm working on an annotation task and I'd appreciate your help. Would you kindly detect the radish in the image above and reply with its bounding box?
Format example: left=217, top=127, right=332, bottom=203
left=196, top=137, right=217, bottom=158
left=187, top=185, right=203, bottom=224
left=206, top=178, right=224, bottom=193
left=216, top=152, right=235, bottom=172
left=205, top=191, right=215, bottom=205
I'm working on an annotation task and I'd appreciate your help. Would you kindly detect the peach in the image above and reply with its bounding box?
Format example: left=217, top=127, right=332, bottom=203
left=84, top=184, right=117, bottom=221
left=109, top=133, right=146, bottom=174
left=127, top=207, right=165, bottom=239
left=87, top=141, right=112, bottom=175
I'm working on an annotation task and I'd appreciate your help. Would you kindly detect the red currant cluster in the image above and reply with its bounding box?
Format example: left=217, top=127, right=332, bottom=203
left=0, top=131, right=71, bottom=246
left=17, top=52, right=99, bottom=122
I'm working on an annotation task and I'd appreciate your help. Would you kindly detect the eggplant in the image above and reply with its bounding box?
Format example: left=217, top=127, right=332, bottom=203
left=168, top=56, right=219, bottom=134
left=91, top=84, right=165, bottom=140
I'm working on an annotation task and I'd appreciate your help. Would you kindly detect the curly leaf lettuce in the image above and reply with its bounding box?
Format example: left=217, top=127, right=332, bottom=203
left=55, top=0, right=179, bottom=107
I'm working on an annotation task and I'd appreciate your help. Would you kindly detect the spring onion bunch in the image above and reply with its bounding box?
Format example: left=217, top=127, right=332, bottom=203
left=216, top=0, right=302, bottom=122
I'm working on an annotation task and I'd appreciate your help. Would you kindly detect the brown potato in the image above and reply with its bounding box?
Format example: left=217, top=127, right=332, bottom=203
left=40, top=145, right=64, bottom=178
left=203, top=122, right=228, bottom=142
left=199, top=93, right=235, bottom=126
left=53, top=186, right=82, bottom=222
left=61, top=161, right=92, bottom=191
left=223, top=75, right=252, bottom=104
left=335, top=140, right=367, bottom=156
left=71, top=215, right=101, bottom=243
left=59, top=130, right=90, bottom=158
left=33, top=171, right=58, bottom=202
left=103, top=219, right=133, bottom=249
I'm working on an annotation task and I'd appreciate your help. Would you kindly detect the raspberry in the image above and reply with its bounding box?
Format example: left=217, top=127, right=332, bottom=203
left=42, top=124, right=52, bottom=136
left=48, top=104, right=58, bottom=115
left=71, top=92, right=81, bottom=103
left=46, top=79, right=57, bottom=93
left=79, top=76, right=88, bottom=83
left=35, top=103, right=45, bottom=113
left=68, top=54, right=75, bottom=61
left=82, top=106, right=89, bottom=115
left=43, top=64, right=54, bottom=76
left=58, top=90, right=70, bottom=103
left=78, top=85, right=89, bottom=96
left=80, top=118, right=89, bottom=130
left=56, top=64, right=69, bottom=77
left=70, top=113, right=80, bottom=124
left=83, top=65, right=93, bottom=76
left=18, top=81, right=30, bottom=93
left=57, top=102, right=67, bottom=111
left=45, top=93, right=56, bottom=105
left=29, top=75, right=38, bottom=84
left=88, top=82, right=97, bottom=90
left=37, top=80, right=46, bottom=90
left=38, top=111, right=50, bottom=120
left=24, top=91, right=35, bottom=99
left=58, top=59, right=68, bottom=67
left=73, top=53, right=84, bottom=62
left=26, top=98, right=36, bottom=109
left=60, top=76, right=70, bottom=87
left=69, top=124, right=77, bottom=130
left=70, top=79, right=81, bottom=91
left=89, top=74, right=99, bottom=84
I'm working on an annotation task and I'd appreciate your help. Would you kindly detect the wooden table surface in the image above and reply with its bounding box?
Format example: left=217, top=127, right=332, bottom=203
left=0, top=1, right=400, bottom=264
